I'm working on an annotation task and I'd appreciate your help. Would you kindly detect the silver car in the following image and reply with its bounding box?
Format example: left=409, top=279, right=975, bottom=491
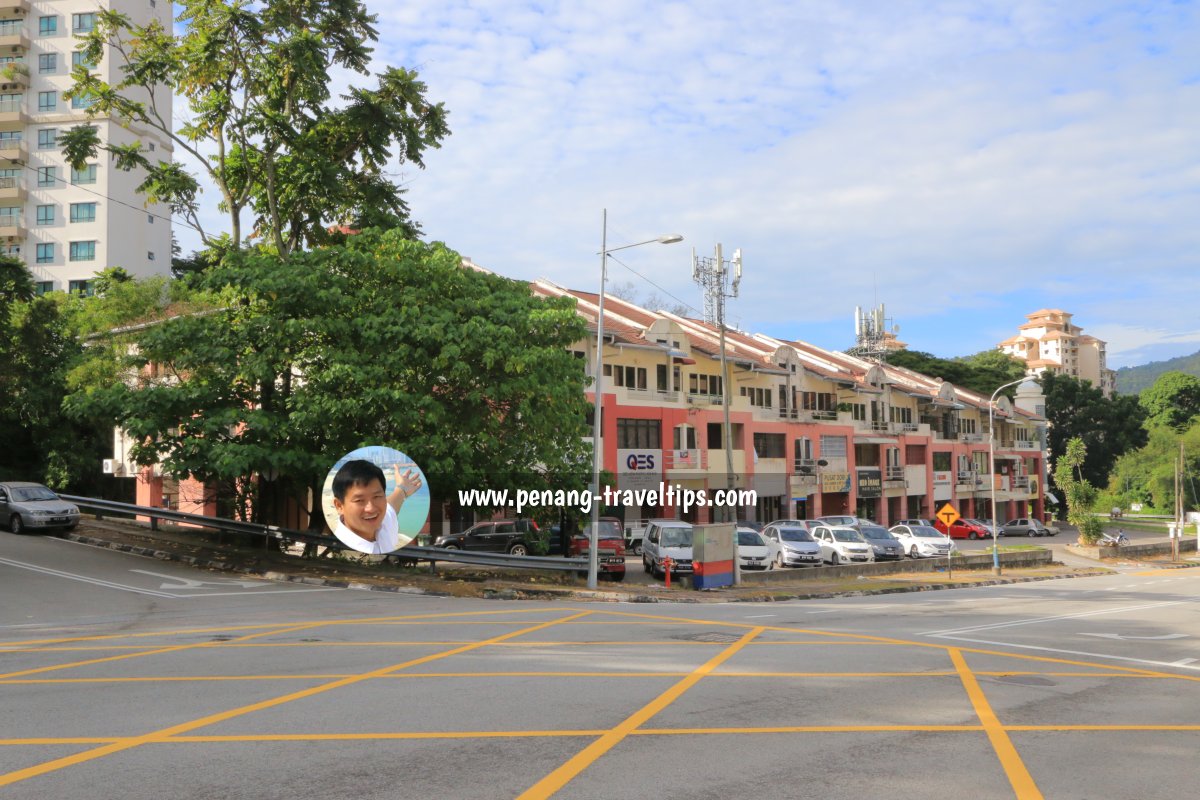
left=761, top=522, right=822, bottom=567
left=0, top=482, right=80, bottom=534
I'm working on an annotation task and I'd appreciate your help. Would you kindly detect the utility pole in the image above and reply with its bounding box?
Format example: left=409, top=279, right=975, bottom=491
left=693, top=244, right=742, bottom=525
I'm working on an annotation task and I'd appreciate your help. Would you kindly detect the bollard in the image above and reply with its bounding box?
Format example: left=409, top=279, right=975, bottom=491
left=663, top=556, right=673, bottom=588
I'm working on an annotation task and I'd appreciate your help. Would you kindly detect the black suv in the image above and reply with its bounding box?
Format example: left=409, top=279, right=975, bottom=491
left=435, top=519, right=540, bottom=555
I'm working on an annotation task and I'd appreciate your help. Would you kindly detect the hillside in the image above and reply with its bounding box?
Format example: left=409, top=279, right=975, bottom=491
left=1115, top=350, right=1200, bottom=394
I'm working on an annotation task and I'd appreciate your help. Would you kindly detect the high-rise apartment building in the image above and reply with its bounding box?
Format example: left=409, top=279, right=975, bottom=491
left=1, top=0, right=172, bottom=294
left=998, top=309, right=1117, bottom=396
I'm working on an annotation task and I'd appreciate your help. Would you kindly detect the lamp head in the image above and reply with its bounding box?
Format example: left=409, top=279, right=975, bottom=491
left=657, top=234, right=684, bottom=244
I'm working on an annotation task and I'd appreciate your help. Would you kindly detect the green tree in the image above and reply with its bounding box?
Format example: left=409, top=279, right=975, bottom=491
left=62, top=0, right=450, bottom=255
left=64, top=230, right=592, bottom=529
left=1053, top=437, right=1103, bottom=544
left=1104, top=424, right=1200, bottom=513
left=1140, top=371, right=1200, bottom=431
left=884, top=349, right=1026, bottom=397
left=1041, top=372, right=1147, bottom=491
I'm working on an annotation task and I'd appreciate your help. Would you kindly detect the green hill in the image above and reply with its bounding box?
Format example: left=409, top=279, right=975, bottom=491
left=1115, top=350, right=1200, bottom=394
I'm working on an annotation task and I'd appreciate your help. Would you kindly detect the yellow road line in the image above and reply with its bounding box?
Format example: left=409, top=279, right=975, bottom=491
left=0, top=621, right=330, bottom=680
left=516, top=627, right=763, bottom=800
left=0, top=611, right=592, bottom=790
left=951, top=648, right=1043, bottom=799
left=634, top=725, right=981, bottom=734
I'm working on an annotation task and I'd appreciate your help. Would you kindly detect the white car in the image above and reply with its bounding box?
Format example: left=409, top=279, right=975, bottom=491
left=736, top=527, right=774, bottom=570
left=816, top=515, right=863, bottom=529
left=811, top=525, right=875, bottom=565
left=889, top=524, right=956, bottom=558
left=641, top=519, right=694, bottom=579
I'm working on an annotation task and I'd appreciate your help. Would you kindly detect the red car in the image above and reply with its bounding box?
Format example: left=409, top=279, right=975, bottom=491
left=934, top=517, right=992, bottom=540
left=568, top=517, right=627, bottom=581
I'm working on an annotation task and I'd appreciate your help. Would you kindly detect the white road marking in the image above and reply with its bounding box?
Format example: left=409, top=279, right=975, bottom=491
left=921, top=598, right=1196, bottom=636
left=1169, top=658, right=1198, bottom=666
left=129, top=569, right=272, bottom=590
left=745, top=614, right=777, bottom=618
left=0, top=557, right=340, bottom=599
left=931, top=634, right=1200, bottom=673
left=1079, top=633, right=1188, bottom=641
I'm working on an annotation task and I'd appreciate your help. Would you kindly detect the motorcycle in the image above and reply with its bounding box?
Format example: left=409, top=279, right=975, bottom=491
left=1098, top=530, right=1129, bottom=546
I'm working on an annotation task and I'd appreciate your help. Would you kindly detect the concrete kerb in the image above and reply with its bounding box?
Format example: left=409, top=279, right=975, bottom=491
left=62, top=529, right=1119, bottom=603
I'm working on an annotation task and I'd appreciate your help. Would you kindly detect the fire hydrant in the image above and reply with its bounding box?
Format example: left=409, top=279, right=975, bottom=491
left=662, top=556, right=674, bottom=588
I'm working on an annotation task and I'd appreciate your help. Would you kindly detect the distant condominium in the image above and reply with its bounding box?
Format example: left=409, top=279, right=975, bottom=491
left=1, top=0, right=172, bottom=294
left=998, top=309, right=1116, bottom=396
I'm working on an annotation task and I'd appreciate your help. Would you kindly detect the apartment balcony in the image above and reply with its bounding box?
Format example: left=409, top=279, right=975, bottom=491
left=0, top=138, right=24, bottom=164
left=956, top=470, right=980, bottom=488
left=616, top=384, right=679, bottom=404
left=663, top=448, right=708, bottom=473
left=0, top=20, right=27, bottom=51
left=959, top=432, right=984, bottom=443
left=0, top=0, right=30, bottom=15
left=884, top=465, right=905, bottom=486
left=1012, top=476, right=1030, bottom=490
left=0, top=214, right=22, bottom=238
left=0, top=98, right=26, bottom=127
left=1014, top=440, right=1038, bottom=451
left=0, top=175, right=24, bottom=201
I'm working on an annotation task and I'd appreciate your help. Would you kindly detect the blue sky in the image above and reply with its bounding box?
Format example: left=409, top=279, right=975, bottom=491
left=183, top=1, right=1200, bottom=369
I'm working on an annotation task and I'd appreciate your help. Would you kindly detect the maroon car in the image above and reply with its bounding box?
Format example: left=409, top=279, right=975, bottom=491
left=568, top=517, right=626, bottom=581
left=934, top=517, right=991, bottom=540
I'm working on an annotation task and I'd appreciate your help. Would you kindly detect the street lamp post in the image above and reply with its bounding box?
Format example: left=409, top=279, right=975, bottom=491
left=989, top=377, right=1039, bottom=575
left=589, top=210, right=682, bottom=589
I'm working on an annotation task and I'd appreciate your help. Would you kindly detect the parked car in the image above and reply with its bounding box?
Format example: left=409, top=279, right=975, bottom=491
left=1001, top=518, right=1054, bottom=537
left=736, top=519, right=765, bottom=533
left=641, top=519, right=694, bottom=579
left=761, top=522, right=822, bottom=568
left=858, top=523, right=905, bottom=560
left=811, top=524, right=874, bottom=565
left=889, top=524, right=956, bottom=558
left=568, top=517, right=626, bottom=581
left=624, top=522, right=647, bottom=555
left=966, top=519, right=1002, bottom=538
left=934, top=517, right=992, bottom=540
left=736, top=527, right=773, bottom=570
left=0, top=482, right=80, bottom=534
left=765, top=519, right=815, bottom=533
left=815, top=515, right=863, bottom=529
left=435, top=519, right=540, bottom=554
left=896, top=518, right=934, bottom=528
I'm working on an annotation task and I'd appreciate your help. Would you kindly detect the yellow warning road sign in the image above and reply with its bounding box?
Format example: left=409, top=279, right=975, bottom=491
left=936, top=503, right=960, bottom=528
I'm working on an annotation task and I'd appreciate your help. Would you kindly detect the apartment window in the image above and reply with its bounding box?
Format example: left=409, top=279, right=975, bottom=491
left=72, top=13, right=97, bottom=33
left=69, top=202, right=96, bottom=222
left=616, top=418, right=660, bottom=450
left=37, top=128, right=56, bottom=149
left=69, top=240, right=96, bottom=261
left=36, top=53, right=56, bottom=75
left=68, top=279, right=93, bottom=296
left=37, top=91, right=56, bottom=111
left=36, top=205, right=54, bottom=225
left=36, top=243, right=53, bottom=263
left=819, top=435, right=847, bottom=459
left=37, top=166, right=56, bottom=187
left=850, top=403, right=867, bottom=421
left=71, top=92, right=94, bottom=110
left=147, top=250, right=155, bottom=261
left=147, top=213, right=154, bottom=224
left=752, top=433, right=786, bottom=459
left=688, top=372, right=723, bottom=397
left=801, top=391, right=837, bottom=412
left=72, top=51, right=96, bottom=70
left=932, top=452, right=952, bottom=472
left=71, top=164, right=97, bottom=184
left=39, top=16, right=58, bottom=36
left=741, top=386, right=772, bottom=408
left=0, top=205, right=17, bottom=225
left=35, top=281, right=54, bottom=295
left=673, top=424, right=696, bottom=450
left=603, top=364, right=647, bottom=390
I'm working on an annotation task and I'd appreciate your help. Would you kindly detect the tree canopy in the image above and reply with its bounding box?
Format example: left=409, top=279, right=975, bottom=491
left=1140, top=371, right=1200, bottom=431
left=883, top=349, right=1027, bottom=397
left=1040, top=372, right=1148, bottom=492
left=63, top=0, right=450, bottom=256
left=64, top=230, right=592, bottom=527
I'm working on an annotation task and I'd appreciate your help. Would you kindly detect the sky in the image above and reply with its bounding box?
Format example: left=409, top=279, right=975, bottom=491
left=180, top=1, right=1200, bottom=370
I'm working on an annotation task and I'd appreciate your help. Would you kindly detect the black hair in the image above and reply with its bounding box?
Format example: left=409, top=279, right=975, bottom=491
left=332, top=459, right=386, bottom=501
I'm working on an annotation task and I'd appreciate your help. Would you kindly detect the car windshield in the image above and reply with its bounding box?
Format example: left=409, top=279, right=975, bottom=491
left=737, top=531, right=764, bottom=546
left=584, top=520, right=622, bottom=539
left=859, top=526, right=893, bottom=540
left=661, top=528, right=693, bottom=548
left=11, top=486, right=58, bottom=502
left=779, top=527, right=814, bottom=543
left=832, top=529, right=864, bottom=543
left=910, top=526, right=944, bottom=538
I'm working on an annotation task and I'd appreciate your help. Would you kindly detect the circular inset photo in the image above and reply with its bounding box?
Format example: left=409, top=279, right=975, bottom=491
left=322, top=446, right=430, bottom=554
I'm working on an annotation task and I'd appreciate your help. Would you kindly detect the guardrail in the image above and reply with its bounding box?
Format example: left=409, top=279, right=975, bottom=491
left=60, top=495, right=589, bottom=572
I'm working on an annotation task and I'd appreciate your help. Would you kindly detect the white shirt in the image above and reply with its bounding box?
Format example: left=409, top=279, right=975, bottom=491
left=334, top=505, right=401, bottom=554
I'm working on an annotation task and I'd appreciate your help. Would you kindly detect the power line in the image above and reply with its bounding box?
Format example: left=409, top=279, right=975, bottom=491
left=604, top=251, right=702, bottom=317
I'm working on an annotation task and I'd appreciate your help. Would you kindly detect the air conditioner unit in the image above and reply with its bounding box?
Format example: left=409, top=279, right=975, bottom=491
left=102, top=459, right=114, bottom=474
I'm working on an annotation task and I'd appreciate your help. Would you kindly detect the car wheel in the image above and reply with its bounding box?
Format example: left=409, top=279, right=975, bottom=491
left=909, top=544, right=920, bottom=558
left=442, top=544, right=459, bottom=550
left=767, top=559, right=775, bottom=571
left=610, top=572, right=625, bottom=583
left=830, top=551, right=841, bottom=566
left=643, top=558, right=651, bottom=574
left=508, top=543, right=528, bottom=556
left=9, top=515, right=23, bottom=534
left=633, top=544, right=642, bottom=556
left=775, top=553, right=784, bottom=569
left=968, top=532, right=978, bottom=540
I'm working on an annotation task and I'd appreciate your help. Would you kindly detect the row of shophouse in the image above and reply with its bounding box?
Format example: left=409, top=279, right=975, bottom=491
left=109, top=269, right=1051, bottom=536
left=529, top=279, right=1050, bottom=530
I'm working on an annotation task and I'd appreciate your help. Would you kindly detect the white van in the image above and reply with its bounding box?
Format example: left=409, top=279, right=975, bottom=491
left=641, top=519, right=694, bottom=579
